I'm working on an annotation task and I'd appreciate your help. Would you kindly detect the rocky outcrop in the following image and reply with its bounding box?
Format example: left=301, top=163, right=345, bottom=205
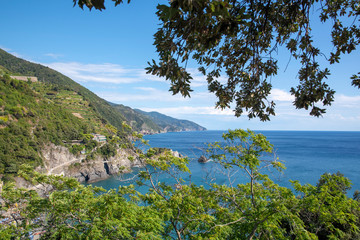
left=41, top=143, right=142, bottom=183
left=171, top=150, right=181, bottom=158
left=198, top=155, right=210, bottom=163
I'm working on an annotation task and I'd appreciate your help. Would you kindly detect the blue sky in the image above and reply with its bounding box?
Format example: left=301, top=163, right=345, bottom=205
left=1, top=0, right=359, bottom=130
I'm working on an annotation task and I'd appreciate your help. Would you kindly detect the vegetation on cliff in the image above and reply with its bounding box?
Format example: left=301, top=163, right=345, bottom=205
left=0, top=75, right=86, bottom=175
left=0, top=72, right=132, bottom=180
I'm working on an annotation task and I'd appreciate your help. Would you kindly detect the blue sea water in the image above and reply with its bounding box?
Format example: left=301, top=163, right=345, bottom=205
left=89, top=130, right=360, bottom=196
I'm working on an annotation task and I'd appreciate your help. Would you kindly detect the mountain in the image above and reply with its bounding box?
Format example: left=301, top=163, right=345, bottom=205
left=0, top=49, right=206, bottom=135
left=0, top=49, right=128, bottom=133
left=135, top=109, right=206, bottom=133
left=0, top=49, right=206, bottom=181
left=110, top=103, right=162, bottom=133
left=111, top=103, right=206, bottom=134
left=0, top=70, right=155, bottom=184
left=0, top=50, right=137, bottom=181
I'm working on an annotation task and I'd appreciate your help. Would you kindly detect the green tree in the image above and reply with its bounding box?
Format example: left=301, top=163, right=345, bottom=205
left=73, top=0, right=359, bottom=121
left=1, top=130, right=359, bottom=239
left=292, top=172, right=360, bottom=239
left=0, top=165, right=164, bottom=239
left=131, top=129, right=360, bottom=239
left=203, top=129, right=310, bottom=239
left=99, top=143, right=117, bottom=157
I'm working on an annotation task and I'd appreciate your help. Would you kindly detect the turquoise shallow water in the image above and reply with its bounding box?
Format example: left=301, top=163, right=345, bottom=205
left=89, top=130, right=360, bottom=196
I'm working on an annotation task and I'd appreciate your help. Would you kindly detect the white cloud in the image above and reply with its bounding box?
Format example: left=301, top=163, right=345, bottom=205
left=97, top=88, right=188, bottom=103
left=11, top=52, right=24, bottom=58
left=187, top=69, right=208, bottom=87
left=97, top=85, right=216, bottom=105
left=138, top=71, right=165, bottom=82
left=134, top=87, right=159, bottom=92
left=270, top=89, right=294, bottom=102
left=44, top=53, right=63, bottom=59
left=0, top=46, right=11, bottom=52
left=43, top=61, right=231, bottom=90
left=326, top=113, right=360, bottom=122
left=138, top=67, right=227, bottom=88
left=0, top=46, right=24, bottom=59
left=139, top=106, right=235, bottom=116
left=335, top=94, right=360, bottom=108
left=45, top=62, right=151, bottom=84
left=273, top=92, right=360, bottom=120
left=187, top=68, right=229, bottom=88
left=41, top=61, right=360, bottom=130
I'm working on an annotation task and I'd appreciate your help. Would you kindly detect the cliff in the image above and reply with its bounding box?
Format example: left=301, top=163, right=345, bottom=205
left=40, top=143, right=142, bottom=183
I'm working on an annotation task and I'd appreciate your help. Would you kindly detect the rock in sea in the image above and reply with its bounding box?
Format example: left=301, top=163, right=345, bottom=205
left=198, top=155, right=209, bottom=163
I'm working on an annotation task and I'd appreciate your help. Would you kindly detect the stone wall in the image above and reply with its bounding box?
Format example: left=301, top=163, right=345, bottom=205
left=10, top=76, right=38, bottom=82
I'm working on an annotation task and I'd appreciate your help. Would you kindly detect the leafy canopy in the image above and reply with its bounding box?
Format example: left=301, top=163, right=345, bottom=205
left=1, top=129, right=360, bottom=239
left=73, top=0, right=359, bottom=121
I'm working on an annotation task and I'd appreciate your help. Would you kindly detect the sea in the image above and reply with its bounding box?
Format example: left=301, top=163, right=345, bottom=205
left=89, top=130, right=360, bottom=197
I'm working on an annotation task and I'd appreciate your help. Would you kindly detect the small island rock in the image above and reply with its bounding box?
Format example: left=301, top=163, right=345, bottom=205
left=198, top=155, right=209, bottom=163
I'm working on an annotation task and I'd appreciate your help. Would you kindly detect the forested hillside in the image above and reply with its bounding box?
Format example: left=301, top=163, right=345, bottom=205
left=0, top=49, right=128, bottom=132
left=0, top=74, right=88, bottom=177
left=110, top=103, right=162, bottom=133
left=112, top=103, right=206, bottom=133
left=135, top=109, right=207, bottom=132
left=0, top=49, right=207, bottom=134
left=0, top=49, right=207, bottom=181
left=0, top=71, right=133, bottom=180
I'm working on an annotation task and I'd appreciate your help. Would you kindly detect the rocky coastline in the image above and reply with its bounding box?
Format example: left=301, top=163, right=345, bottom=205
left=33, top=143, right=181, bottom=185
left=39, top=143, right=143, bottom=183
